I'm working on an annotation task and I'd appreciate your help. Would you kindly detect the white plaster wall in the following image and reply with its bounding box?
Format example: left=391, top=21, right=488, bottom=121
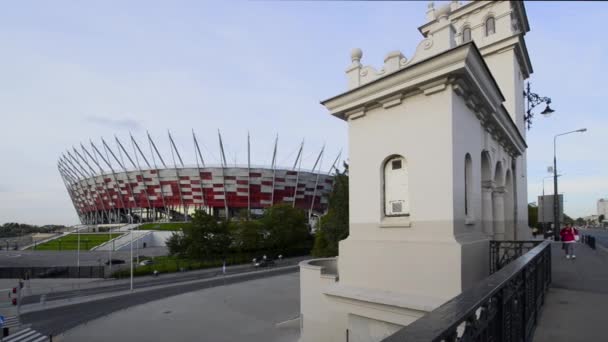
left=299, top=261, right=338, bottom=342
left=347, top=90, right=454, bottom=240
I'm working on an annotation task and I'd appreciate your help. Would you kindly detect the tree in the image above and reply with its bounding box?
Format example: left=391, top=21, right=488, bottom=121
left=312, top=162, right=349, bottom=257
left=575, top=217, right=585, bottom=226
left=261, top=204, right=309, bottom=253
left=232, top=219, right=266, bottom=252
left=528, top=204, right=538, bottom=228
left=167, top=210, right=232, bottom=260
left=599, top=214, right=605, bottom=223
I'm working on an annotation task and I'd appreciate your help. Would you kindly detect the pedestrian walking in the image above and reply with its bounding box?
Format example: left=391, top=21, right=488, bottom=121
left=560, top=224, right=579, bottom=259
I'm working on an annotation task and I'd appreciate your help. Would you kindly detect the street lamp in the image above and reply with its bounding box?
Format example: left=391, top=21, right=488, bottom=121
left=553, top=128, right=587, bottom=240
left=523, top=82, right=554, bottom=130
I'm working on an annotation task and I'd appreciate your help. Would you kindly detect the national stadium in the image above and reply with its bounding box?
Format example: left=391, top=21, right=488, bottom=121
left=58, top=131, right=338, bottom=225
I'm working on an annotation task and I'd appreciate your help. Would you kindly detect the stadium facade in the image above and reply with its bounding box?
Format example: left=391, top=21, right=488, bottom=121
left=58, top=131, right=338, bottom=225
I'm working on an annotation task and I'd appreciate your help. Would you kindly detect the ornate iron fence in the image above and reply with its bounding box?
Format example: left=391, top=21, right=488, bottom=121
left=382, top=240, right=551, bottom=342
left=490, top=240, right=542, bottom=274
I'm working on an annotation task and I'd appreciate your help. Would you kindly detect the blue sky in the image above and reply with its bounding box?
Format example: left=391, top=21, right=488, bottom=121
left=0, top=1, right=606, bottom=225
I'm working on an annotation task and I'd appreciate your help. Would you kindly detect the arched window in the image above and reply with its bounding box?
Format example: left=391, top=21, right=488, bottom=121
left=465, top=154, right=473, bottom=217
left=383, top=156, right=409, bottom=216
left=462, top=27, right=472, bottom=43
left=485, top=17, right=495, bottom=36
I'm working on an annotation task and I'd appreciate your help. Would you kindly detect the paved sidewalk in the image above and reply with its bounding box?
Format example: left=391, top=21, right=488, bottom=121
left=534, top=242, right=608, bottom=341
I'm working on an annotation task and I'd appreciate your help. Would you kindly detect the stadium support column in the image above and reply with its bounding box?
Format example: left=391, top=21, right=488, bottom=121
left=218, top=130, right=230, bottom=219
left=247, top=132, right=251, bottom=219
left=270, top=135, right=278, bottom=206
left=168, top=131, right=187, bottom=221
left=132, top=133, right=166, bottom=221
left=308, top=146, right=325, bottom=221
left=193, top=130, right=208, bottom=213
left=292, top=140, right=304, bottom=208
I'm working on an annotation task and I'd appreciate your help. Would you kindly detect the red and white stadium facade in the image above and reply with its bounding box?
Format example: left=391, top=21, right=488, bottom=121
left=58, top=132, right=339, bottom=225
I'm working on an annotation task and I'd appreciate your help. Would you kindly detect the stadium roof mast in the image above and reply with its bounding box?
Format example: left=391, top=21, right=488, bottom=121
left=89, top=141, right=129, bottom=223
left=57, top=163, right=84, bottom=223
left=218, top=130, right=229, bottom=219
left=77, top=144, right=118, bottom=223
left=103, top=138, right=142, bottom=219
left=114, top=136, right=153, bottom=213
left=192, top=130, right=208, bottom=211
left=60, top=156, right=98, bottom=224
left=130, top=133, right=166, bottom=221
left=308, top=145, right=325, bottom=221
left=58, top=159, right=85, bottom=222
left=70, top=148, right=114, bottom=223
left=292, top=140, right=304, bottom=208
left=270, top=134, right=279, bottom=206
left=168, top=131, right=187, bottom=222
left=247, top=131, right=251, bottom=220
left=87, top=140, right=126, bottom=223
left=147, top=132, right=170, bottom=219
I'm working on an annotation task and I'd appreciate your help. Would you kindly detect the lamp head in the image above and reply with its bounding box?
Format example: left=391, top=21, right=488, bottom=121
left=577, top=128, right=587, bottom=133
left=541, top=105, right=555, bottom=116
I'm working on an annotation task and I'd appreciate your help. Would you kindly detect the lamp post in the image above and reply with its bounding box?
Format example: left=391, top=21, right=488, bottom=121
left=553, top=129, right=587, bottom=240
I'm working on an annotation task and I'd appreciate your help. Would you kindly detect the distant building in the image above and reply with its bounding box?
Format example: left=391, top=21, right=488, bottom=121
left=597, top=199, right=608, bottom=217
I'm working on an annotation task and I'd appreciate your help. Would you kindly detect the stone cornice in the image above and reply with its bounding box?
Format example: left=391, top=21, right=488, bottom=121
left=321, top=43, right=527, bottom=156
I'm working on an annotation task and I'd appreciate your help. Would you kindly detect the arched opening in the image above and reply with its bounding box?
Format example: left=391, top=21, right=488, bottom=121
left=481, top=151, right=493, bottom=236
left=464, top=154, right=473, bottom=218
left=485, top=17, right=496, bottom=36
left=504, top=170, right=515, bottom=240
left=493, top=162, right=505, bottom=240
left=383, top=155, right=409, bottom=217
left=462, top=27, right=472, bottom=43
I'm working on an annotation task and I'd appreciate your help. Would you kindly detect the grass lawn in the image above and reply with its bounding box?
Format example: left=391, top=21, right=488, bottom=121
left=31, top=233, right=123, bottom=251
left=138, top=222, right=192, bottom=231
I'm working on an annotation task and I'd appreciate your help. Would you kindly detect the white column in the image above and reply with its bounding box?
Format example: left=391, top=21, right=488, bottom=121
left=493, top=187, right=506, bottom=241
left=482, top=181, right=494, bottom=237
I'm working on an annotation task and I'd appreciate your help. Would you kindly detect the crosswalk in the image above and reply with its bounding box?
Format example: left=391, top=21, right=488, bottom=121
left=3, top=327, right=49, bottom=342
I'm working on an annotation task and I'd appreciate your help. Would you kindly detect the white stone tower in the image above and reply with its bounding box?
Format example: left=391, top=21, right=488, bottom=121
left=299, top=2, right=533, bottom=341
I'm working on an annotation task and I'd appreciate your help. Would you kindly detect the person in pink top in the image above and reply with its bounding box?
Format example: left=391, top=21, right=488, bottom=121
left=560, top=224, right=579, bottom=259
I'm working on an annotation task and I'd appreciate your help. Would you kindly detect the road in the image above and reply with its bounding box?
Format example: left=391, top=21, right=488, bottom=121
left=19, top=256, right=307, bottom=305
left=21, top=264, right=301, bottom=337
left=60, top=272, right=301, bottom=342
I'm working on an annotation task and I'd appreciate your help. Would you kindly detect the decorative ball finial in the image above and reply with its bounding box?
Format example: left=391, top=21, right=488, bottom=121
left=351, top=48, right=362, bottom=63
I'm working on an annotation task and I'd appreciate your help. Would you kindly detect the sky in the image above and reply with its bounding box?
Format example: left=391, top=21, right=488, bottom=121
left=0, top=1, right=606, bottom=225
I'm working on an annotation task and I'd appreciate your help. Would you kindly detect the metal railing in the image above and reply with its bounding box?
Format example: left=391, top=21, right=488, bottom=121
left=490, top=240, right=542, bottom=274
left=581, top=235, right=596, bottom=250
left=382, top=240, right=552, bottom=342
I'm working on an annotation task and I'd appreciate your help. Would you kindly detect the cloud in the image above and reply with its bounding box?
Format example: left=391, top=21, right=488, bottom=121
left=85, top=116, right=142, bottom=131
